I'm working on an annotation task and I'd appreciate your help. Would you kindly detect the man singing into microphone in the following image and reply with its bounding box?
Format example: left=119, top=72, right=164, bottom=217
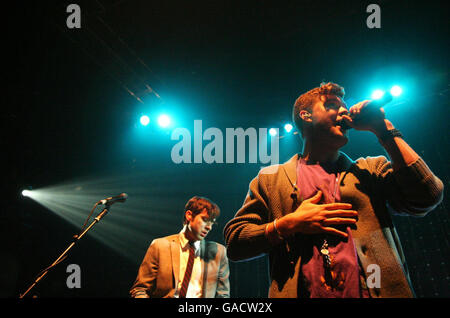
left=223, top=82, right=443, bottom=298
left=130, top=196, right=230, bottom=298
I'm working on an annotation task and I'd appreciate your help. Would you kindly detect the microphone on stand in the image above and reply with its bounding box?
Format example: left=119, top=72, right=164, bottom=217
left=19, top=192, right=129, bottom=298
left=98, top=193, right=128, bottom=206
left=341, top=92, right=393, bottom=130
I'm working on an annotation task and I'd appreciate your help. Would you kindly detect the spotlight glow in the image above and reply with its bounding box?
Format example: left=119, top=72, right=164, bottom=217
left=390, top=85, right=403, bottom=97
left=140, top=115, right=150, bottom=126
left=269, top=128, right=278, bottom=137
left=371, top=89, right=385, bottom=100
left=284, top=123, right=293, bottom=133
left=19, top=172, right=186, bottom=262
left=22, top=190, right=31, bottom=197
left=157, top=114, right=171, bottom=128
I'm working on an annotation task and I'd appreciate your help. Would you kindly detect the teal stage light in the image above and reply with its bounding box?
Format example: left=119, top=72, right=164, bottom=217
left=269, top=128, right=277, bottom=137
left=157, top=114, right=171, bottom=128
left=371, top=89, right=385, bottom=100
left=390, top=85, right=403, bottom=97
left=140, top=115, right=150, bottom=126
left=284, top=123, right=293, bottom=133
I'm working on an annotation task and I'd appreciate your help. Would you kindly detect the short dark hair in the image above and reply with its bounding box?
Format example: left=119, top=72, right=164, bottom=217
left=292, top=82, right=345, bottom=137
left=183, top=196, right=220, bottom=225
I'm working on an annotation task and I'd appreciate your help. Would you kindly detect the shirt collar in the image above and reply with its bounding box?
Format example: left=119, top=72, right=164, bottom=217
left=179, top=225, right=201, bottom=253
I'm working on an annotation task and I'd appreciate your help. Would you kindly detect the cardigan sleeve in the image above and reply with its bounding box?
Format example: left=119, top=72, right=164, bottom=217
left=368, top=156, right=444, bottom=217
left=223, top=173, right=274, bottom=261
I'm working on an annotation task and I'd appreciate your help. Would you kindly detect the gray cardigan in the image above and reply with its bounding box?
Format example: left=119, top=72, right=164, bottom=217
left=223, top=153, right=443, bottom=298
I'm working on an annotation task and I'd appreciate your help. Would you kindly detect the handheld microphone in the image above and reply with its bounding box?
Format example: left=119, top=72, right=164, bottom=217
left=98, top=193, right=128, bottom=205
left=341, top=92, right=393, bottom=130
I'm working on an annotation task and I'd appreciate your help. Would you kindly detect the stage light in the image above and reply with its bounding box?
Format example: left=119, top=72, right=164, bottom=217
left=371, top=89, right=385, bottom=100
left=140, top=115, right=150, bottom=126
left=19, top=172, right=185, bottom=262
left=22, top=190, right=31, bottom=197
left=284, top=123, right=293, bottom=133
left=157, top=114, right=171, bottom=128
left=390, top=85, right=403, bottom=97
left=269, top=128, right=277, bottom=137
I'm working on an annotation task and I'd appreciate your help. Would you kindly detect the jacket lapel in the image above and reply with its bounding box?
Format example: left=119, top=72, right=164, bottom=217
left=282, top=153, right=300, bottom=211
left=170, top=236, right=180, bottom=285
left=282, top=153, right=299, bottom=187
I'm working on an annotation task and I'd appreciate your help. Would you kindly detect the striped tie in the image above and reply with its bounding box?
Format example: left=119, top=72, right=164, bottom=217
left=179, top=243, right=195, bottom=298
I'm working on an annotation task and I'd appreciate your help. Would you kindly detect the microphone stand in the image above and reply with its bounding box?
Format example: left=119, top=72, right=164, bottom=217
left=19, top=205, right=111, bottom=298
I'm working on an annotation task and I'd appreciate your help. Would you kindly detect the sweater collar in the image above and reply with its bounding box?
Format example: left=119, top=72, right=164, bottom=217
left=282, top=152, right=355, bottom=187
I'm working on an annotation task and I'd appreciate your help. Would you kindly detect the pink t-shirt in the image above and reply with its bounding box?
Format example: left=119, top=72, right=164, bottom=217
left=296, top=158, right=369, bottom=298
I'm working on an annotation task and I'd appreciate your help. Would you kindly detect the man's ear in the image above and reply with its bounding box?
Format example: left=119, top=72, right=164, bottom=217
left=185, top=210, right=193, bottom=224
left=300, top=110, right=312, bottom=121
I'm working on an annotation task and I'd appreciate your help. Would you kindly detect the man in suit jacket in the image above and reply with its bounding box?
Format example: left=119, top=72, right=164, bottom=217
left=130, top=196, right=230, bottom=298
left=224, top=82, right=443, bottom=298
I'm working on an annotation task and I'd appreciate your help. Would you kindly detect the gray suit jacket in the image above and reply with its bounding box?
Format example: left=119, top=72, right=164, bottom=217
left=130, top=234, right=230, bottom=298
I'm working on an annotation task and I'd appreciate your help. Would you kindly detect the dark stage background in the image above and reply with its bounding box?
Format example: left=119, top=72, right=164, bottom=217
left=3, top=0, right=449, bottom=298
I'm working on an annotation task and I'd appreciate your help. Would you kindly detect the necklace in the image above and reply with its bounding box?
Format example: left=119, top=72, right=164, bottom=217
left=319, top=173, right=339, bottom=258
left=320, top=172, right=340, bottom=289
left=298, top=156, right=342, bottom=288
